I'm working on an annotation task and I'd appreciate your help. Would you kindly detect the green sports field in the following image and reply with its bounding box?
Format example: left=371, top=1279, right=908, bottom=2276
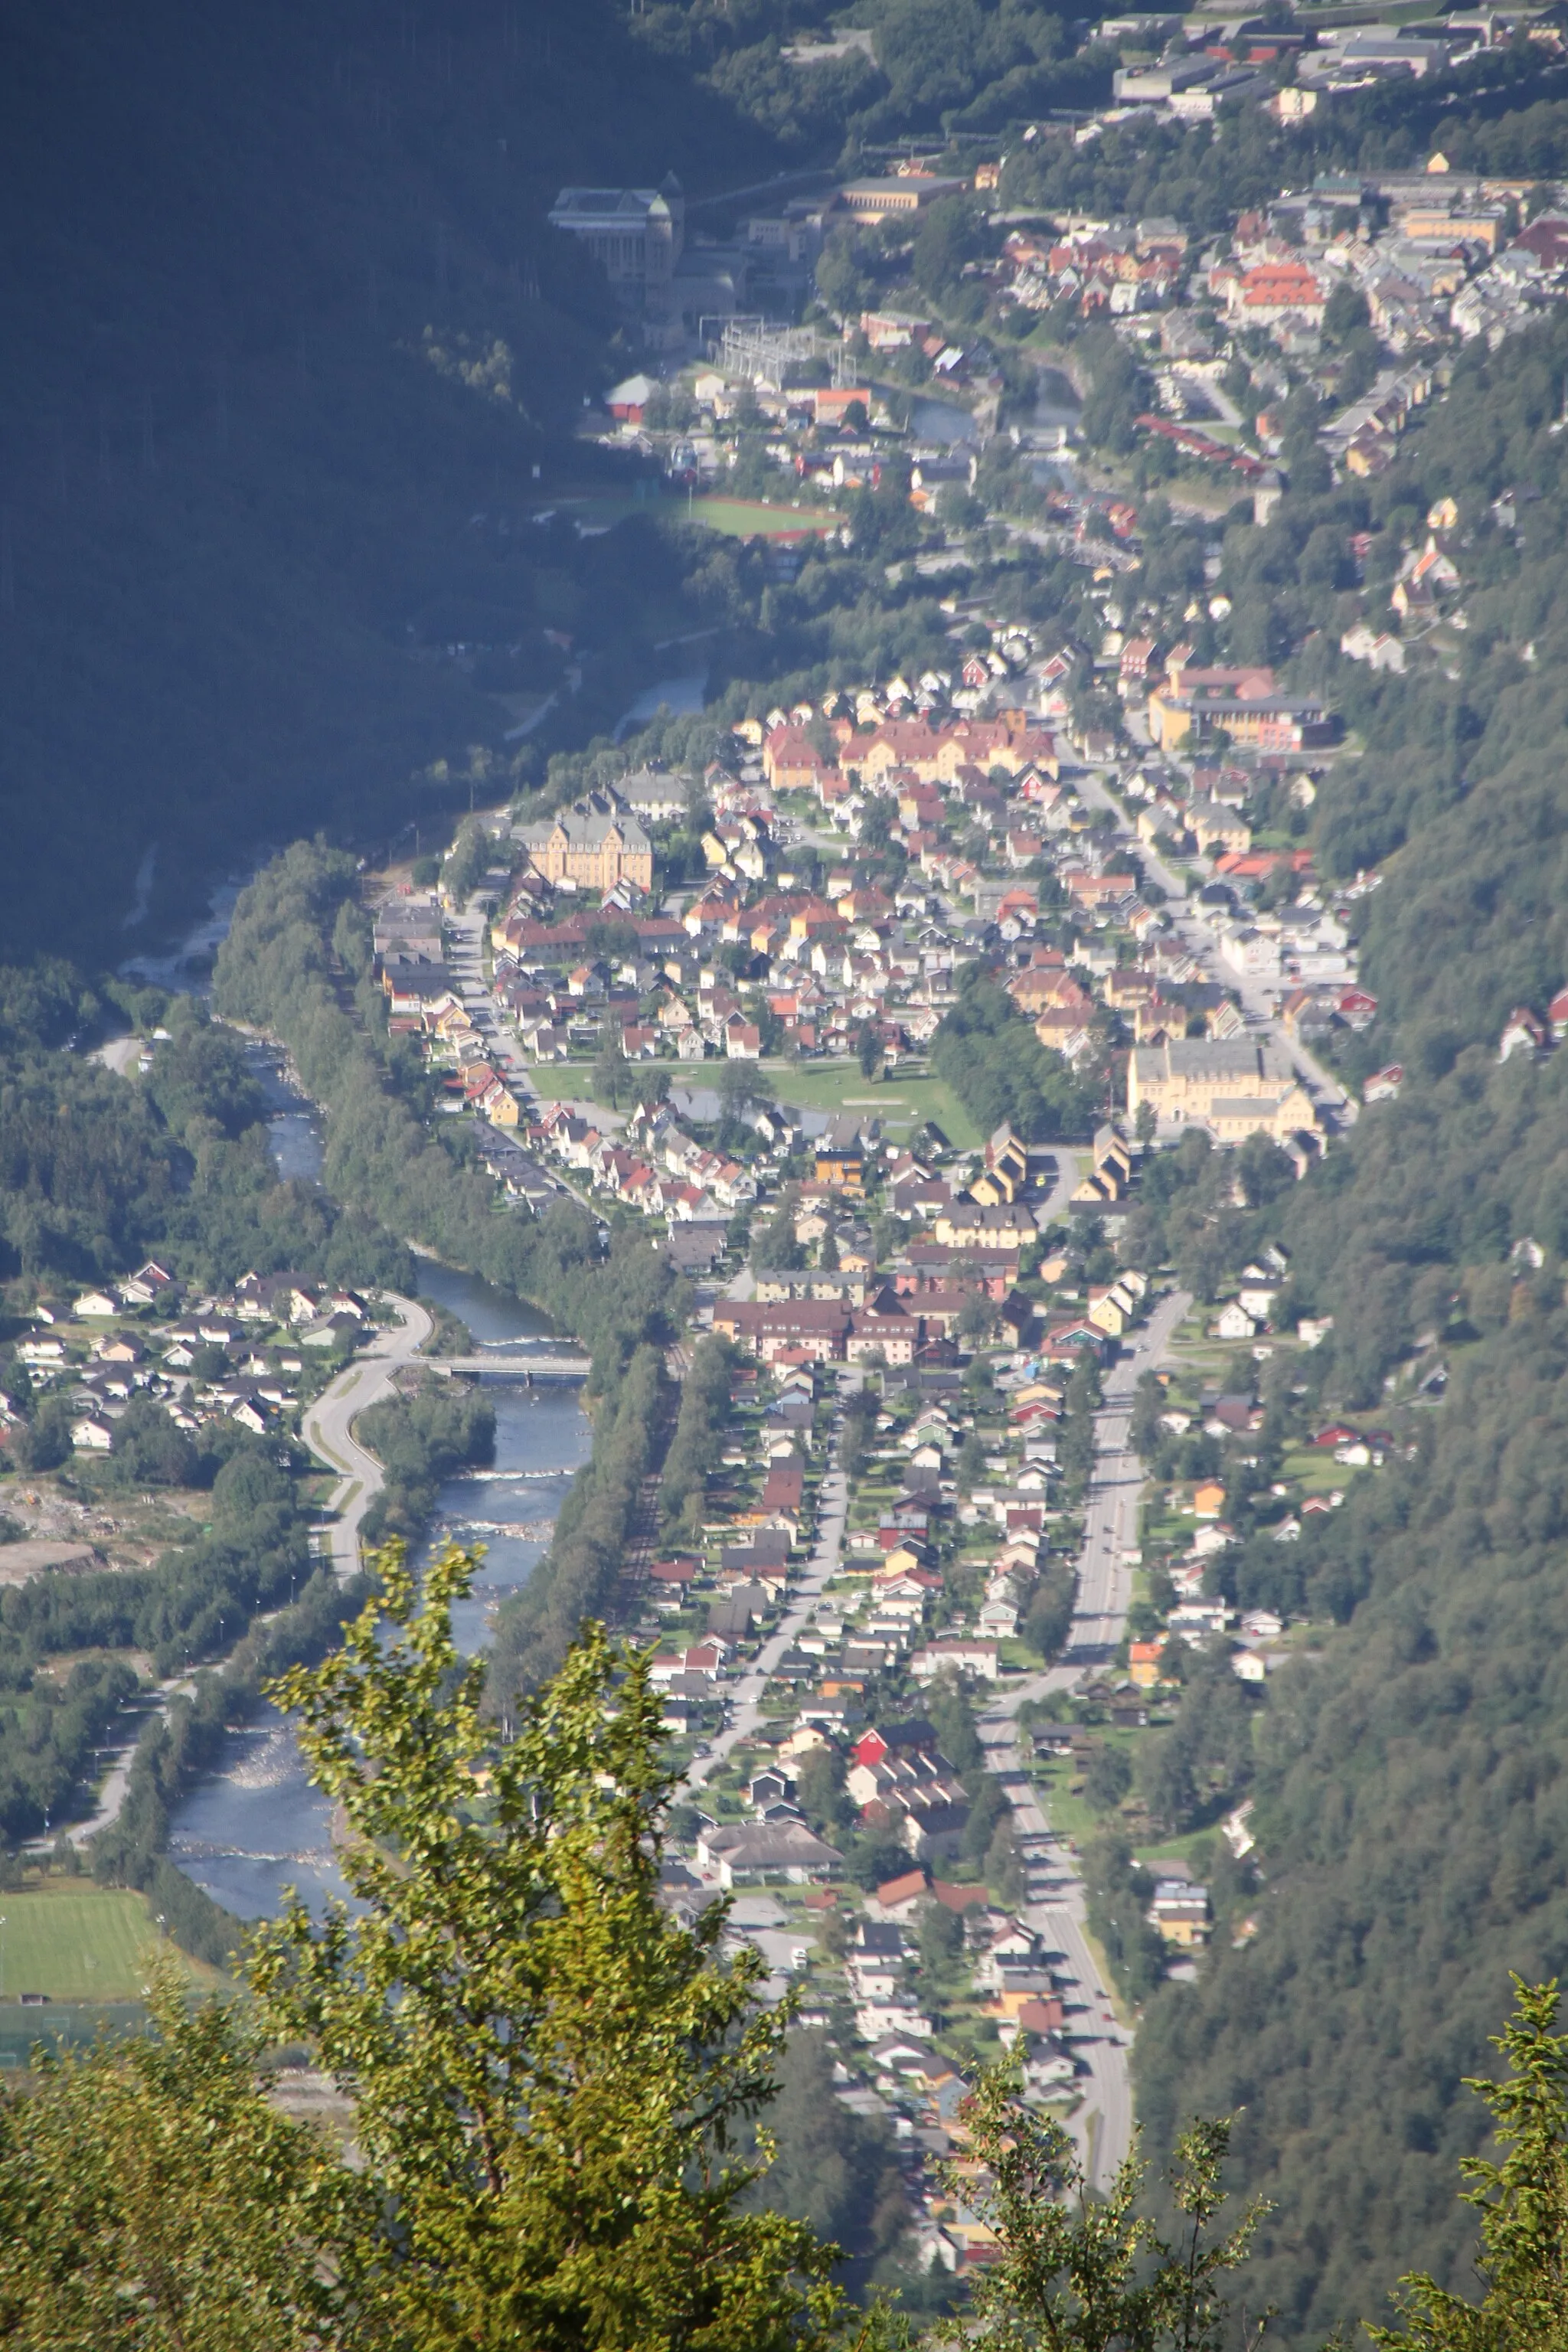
left=553, top=491, right=844, bottom=539
left=521, top=1060, right=985, bottom=1148
left=0, top=1885, right=194, bottom=2001
left=769, top=1066, right=985, bottom=1150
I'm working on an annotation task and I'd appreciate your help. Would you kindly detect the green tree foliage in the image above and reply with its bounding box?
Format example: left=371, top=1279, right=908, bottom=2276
left=1076, top=328, right=1153, bottom=459
left=1130, top=310, right=1568, bottom=2339
left=1135, top=1647, right=1258, bottom=1835
left=717, top=1057, right=777, bottom=1120
left=940, top=2062, right=1266, bottom=2352
left=753, top=1187, right=805, bottom=1272
left=1023, top=1563, right=1076, bottom=1663
left=911, top=195, right=977, bottom=303
left=659, top=1335, right=733, bottom=1540
left=249, top=1543, right=848, bottom=2352
left=1083, top=1739, right=1133, bottom=1815
left=142, top=1014, right=266, bottom=1144
left=0, top=0, right=799, bottom=962
left=931, top=974, right=1096, bottom=1144
left=741, top=2033, right=910, bottom=2295
left=357, top=1380, right=496, bottom=1547
left=838, top=1386, right=878, bottom=1480
left=0, top=1441, right=309, bottom=1691
left=1370, top=1978, right=1568, bottom=2352
left=0, top=1972, right=371, bottom=2350
left=1084, top=1834, right=1168, bottom=2006
left=1000, top=51, right=1565, bottom=238
left=1135, top=1302, right=1568, bottom=2333
left=591, top=1026, right=632, bottom=1113
left=440, top=818, right=495, bottom=907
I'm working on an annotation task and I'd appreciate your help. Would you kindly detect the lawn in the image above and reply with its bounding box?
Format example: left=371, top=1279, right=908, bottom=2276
left=0, top=1884, right=199, bottom=2001
left=553, top=491, right=844, bottom=540
left=769, top=1064, right=985, bottom=1149
left=519, top=1070, right=616, bottom=1107
left=521, top=1060, right=987, bottom=1148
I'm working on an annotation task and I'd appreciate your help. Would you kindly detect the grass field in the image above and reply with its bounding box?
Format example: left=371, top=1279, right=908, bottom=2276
left=521, top=1060, right=986, bottom=1148
left=0, top=1885, right=195, bottom=2001
left=554, top=491, right=844, bottom=540
left=769, top=1065, right=985, bottom=1149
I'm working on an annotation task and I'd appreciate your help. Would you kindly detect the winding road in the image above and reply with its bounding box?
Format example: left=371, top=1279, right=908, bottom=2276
left=301, top=1292, right=435, bottom=1579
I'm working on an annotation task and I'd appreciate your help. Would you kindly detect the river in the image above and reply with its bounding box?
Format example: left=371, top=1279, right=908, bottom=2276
left=165, top=1080, right=592, bottom=1921
left=909, top=394, right=978, bottom=445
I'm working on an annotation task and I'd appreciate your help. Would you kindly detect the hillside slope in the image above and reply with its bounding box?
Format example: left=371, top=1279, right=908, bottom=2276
left=1135, top=322, right=1568, bottom=2343
left=0, top=0, right=766, bottom=961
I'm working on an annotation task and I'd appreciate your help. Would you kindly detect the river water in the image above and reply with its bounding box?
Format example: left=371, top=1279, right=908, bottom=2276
left=166, top=1082, right=592, bottom=1920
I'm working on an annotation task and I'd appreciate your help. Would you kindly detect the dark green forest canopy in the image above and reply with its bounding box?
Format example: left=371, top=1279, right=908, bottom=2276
left=6, top=0, right=1559, bottom=966
left=0, top=0, right=798, bottom=962
left=930, top=972, right=1099, bottom=1141
left=1132, top=317, right=1568, bottom=2342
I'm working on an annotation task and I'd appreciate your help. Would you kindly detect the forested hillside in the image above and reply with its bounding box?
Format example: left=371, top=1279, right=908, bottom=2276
left=0, top=0, right=772, bottom=962
left=1134, top=318, right=1568, bottom=2342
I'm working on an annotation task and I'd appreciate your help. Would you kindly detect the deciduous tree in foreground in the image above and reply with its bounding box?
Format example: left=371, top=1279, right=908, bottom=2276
left=941, top=2066, right=1269, bottom=2352
left=1369, top=1975, right=1568, bottom=2352
left=0, top=1541, right=1564, bottom=2351
left=249, top=1538, right=842, bottom=2352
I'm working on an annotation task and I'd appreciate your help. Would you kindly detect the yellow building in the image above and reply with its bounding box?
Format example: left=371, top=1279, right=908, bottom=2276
left=518, top=788, right=653, bottom=894
left=1129, top=1037, right=1317, bottom=1145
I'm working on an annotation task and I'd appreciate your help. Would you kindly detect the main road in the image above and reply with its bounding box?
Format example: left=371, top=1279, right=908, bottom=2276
left=978, top=1285, right=1192, bottom=2191
left=301, top=1292, right=435, bottom=1579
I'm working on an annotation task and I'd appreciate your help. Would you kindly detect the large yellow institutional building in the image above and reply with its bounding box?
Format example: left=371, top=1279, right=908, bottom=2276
left=1128, top=1036, right=1317, bottom=1144
left=518, top=789, right=654, bottom=895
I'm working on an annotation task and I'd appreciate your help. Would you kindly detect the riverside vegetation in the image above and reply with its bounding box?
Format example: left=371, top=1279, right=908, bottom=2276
left=211, top=842, right=688, bottom=1699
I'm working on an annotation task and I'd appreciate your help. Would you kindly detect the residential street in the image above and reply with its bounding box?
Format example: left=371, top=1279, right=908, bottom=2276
left=687, top=1371, right=861, bottom=1792
left=446, top=899, right=533, bottom=1090
left=300, top=1292, right=435, bottom=1580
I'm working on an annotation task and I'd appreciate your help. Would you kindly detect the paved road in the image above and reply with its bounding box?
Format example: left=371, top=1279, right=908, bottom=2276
left=66, top=1685, right=182, bottom=1849
left=446, top=897, right=536, bottom=1093
left=687, top=1372, right=861, bottom=1792
left=1073, top=759, right=1355, bottom=1128
left=1037, top=1147, right=1083, bottom=1235
left=301, top=1292, right=435, bottom=1580
left=976, top=1286, right=1192, bottom=2191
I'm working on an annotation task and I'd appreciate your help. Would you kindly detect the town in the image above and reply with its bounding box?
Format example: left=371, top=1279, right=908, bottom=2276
left=4, top=5, right=1567, bottom=2311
